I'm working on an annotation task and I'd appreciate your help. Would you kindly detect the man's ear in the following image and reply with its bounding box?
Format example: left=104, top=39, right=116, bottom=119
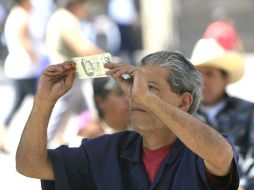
left=179, top=92, right=193, bottom=112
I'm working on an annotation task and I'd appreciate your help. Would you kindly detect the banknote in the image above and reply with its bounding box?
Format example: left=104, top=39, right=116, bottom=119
left=72, top=53, right=112, bottom=79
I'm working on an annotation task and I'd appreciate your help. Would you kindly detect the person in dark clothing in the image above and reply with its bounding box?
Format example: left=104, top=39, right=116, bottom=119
left=16, top=51, right=239, bottom=189
left=191, top=38, right=254, bottom=190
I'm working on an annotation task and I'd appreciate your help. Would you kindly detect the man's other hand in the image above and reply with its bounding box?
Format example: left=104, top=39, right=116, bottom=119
left=36, top=61, right=76, bottom=104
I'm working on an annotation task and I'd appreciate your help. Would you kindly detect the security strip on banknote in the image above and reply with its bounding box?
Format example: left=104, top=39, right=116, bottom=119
left=72, top=53, right=112, bottom=79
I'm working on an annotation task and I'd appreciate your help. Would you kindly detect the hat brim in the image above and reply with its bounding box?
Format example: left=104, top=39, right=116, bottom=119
left=192, top=52, right=244, bottom=83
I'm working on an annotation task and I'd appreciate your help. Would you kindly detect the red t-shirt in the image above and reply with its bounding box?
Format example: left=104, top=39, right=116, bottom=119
left=142, top=144, right=172, bottom=183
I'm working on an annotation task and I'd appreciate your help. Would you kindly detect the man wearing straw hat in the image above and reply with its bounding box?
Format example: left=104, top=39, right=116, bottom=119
left=191, top=38, right=254, bottom=190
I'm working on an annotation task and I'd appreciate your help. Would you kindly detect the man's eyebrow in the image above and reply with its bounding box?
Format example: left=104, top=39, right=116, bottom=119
left=147, top=81, right=159, bottom=86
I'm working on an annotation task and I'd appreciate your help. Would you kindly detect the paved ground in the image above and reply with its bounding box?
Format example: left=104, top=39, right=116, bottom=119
left=0, top=53, right=254, bottom=189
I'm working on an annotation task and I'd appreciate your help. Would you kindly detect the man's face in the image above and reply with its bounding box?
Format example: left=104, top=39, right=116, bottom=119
left=197, top=66, right=228, bottom=106
left=130, top=65, right=182, bottom=132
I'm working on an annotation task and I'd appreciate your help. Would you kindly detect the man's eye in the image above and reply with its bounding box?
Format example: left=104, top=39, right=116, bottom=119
left=148, top=85, right=158, bottom=90
left=204, top=71, right=214, bottom=77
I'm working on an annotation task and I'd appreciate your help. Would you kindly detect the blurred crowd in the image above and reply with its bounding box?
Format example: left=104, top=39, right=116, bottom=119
left=0, top=0, right=254, bottom=190
left=0, top=0, right=141, bottom=148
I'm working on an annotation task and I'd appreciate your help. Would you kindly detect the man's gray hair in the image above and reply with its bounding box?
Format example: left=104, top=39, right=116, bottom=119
left=140, top=50, right=203, bottom=114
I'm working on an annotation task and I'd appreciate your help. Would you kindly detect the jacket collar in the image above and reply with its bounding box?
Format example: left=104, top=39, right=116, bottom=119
left=120, top=132, right=185, bottom=164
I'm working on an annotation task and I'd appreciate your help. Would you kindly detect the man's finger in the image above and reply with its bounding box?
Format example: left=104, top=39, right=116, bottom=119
left=44, top=62, right=76, bottom=76
left=104, top=62, right=128, bottom=69
left=106, top=68, right=121, bottom=75
left=113, top=67, right=135, bottom=79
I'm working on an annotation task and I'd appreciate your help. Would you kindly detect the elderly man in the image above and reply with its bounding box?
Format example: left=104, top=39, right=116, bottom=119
left=16, top=51, right=239, bottom=189
left=191, top=39, right=254, bottom=190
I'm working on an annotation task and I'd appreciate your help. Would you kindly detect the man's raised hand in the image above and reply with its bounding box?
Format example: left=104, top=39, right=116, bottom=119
left=36, top=61, right=76, bottom=104
left=105, top=63, right=149, bottom=105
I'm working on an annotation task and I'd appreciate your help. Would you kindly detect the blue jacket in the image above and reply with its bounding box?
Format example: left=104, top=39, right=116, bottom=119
left=41, top=131, right=239, bottom=190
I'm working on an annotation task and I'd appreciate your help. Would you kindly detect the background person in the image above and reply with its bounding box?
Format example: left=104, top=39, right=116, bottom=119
left=45, top=0, right=103, bottom=147
left=0, top=0, right=40, bottom=152
left=191, top=38, right=254, bottom=190
left=78, top=77, right=130, bottom=138
left=108, top=0, right=142, bottom=65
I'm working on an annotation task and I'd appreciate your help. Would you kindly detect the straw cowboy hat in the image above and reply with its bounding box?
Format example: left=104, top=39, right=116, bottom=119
left=191, top=38, right=244, bottom=83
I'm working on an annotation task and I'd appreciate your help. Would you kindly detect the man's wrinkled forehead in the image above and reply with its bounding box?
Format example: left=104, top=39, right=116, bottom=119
left=140, top=65, right=170, bottom=84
